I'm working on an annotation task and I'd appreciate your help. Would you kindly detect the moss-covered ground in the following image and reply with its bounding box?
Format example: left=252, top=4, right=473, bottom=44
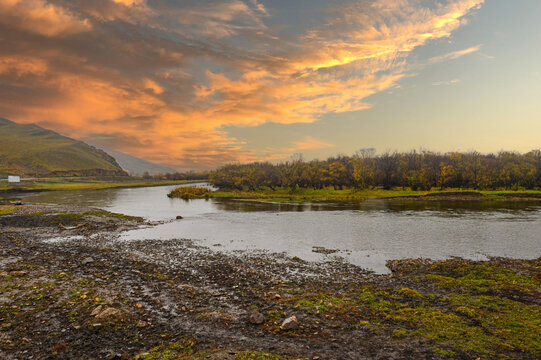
left=275, top=259, right=540, bottom=359
left=0, top=206, right=539, bottom=359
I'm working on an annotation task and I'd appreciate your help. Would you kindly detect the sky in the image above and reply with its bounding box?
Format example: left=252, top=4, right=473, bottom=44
left=0, top=0, right=540, bottom=171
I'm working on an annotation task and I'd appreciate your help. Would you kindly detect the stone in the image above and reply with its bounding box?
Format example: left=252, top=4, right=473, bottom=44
left=95, top=307, right=123, bottom=320
left=10, top=271, right=28, bottom=277
left=248, top=310, right=265, bottom=325
left=176, top=215, right=183, bottom=219
left=280, top=315, right=299, bottom=330
left=90, top=305, right=103, bottom=317
left=82, top=257, right=94, bottom=265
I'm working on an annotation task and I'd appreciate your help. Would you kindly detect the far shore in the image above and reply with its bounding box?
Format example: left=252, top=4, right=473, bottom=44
left=170, top=186, right=541, bottom=203
left=0, top=177, right=205, bottom=195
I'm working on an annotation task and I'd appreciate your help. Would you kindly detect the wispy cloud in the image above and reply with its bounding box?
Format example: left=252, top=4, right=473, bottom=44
left=0, top=0, right=485, bottom=169
left=283, top=136, right=335, bottom=153
left=432, top=79, right=461, bottom=86
left=428, top=45, right=482, bottom=64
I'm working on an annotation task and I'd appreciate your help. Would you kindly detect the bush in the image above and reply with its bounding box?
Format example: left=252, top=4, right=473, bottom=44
left=167, top=186, right=211, bottom=199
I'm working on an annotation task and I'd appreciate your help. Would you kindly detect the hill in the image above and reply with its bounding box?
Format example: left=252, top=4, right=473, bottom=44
left=0, top=118, right=126, bottom=177
left=89, top=143, right=177, bottom=176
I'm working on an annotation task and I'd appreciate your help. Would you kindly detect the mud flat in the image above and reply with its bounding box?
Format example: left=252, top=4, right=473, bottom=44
left=0, top=204, right=539, bottom=359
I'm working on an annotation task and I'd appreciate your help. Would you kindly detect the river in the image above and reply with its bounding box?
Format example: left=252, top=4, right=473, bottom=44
left=22, top=184, right=541, bottom=273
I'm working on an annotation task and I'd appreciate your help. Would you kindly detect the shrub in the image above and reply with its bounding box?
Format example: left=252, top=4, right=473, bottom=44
left=167, top=186, right=211, bottom=199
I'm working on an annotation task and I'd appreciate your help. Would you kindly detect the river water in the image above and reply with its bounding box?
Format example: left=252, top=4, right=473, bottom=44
left=22, top=184, right=541, bottom=273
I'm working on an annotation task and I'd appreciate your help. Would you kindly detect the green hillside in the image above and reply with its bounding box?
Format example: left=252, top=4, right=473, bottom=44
left=0, top=118, right=126, bottom=177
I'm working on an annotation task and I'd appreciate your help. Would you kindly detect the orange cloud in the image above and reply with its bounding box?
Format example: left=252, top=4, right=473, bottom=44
left=112, top=0, right=143, bottom=6
left=0, top=0, right=485, bottom=170
left=0, top=56, right=48, bottom=76
left=285, top=137, right=335, bottom=152
left=0, top=0, right=91, bottom=37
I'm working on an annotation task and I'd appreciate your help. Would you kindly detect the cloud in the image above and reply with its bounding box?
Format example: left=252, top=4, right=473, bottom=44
left=0, top=0, right=91, bottom=37
left=284, top=137, right=335, bottom=153
left=0, top=0, right=485, bottom=170
left=432, top=79, right=461, bottom=86
left=0, top=56, right=48, bottom=76
left=428, top=45, right=482, bottom=64
left=112, top=0, right=143, bottom=6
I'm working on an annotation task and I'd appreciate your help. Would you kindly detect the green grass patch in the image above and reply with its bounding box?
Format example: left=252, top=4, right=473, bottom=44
left=17, top=209, right=143, bottom=223
left=136, top=339, right=199, bottom=360
left=420, top=261, right=539, bottom=295
left=235, top=351, right=281, bottom=360
left=0, top=206, right=16, bottom=215
left=282, top=259, right=541, bottom=358
left=0, top=178, right=200, bottom=193
left=208, top=187, right=541, bottom=203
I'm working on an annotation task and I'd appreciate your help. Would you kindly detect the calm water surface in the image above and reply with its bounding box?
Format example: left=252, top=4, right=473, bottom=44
left=23, top=184, right=541, bottom=273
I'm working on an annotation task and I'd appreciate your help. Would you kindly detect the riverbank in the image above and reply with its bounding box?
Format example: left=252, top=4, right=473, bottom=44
left=0, top=204, right=539, bottom=359
left=0, top=177, right=203, bottom=196
left=206, top=187, right=541, bottom=203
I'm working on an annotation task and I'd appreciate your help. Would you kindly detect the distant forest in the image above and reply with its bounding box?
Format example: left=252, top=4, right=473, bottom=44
left=143, top=170, right=210, bottom=181
left=208, top=149, right=541, bottom=191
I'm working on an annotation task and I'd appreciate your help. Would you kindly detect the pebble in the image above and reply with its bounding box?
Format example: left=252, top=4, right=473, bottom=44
left=10, top=271, right=28, bottom=277
left=91, top=305, right=103, bottom=317
left=248, top=310, right=265, bottom=325
left=95, top=307, right=124, bottom=320
left=280, top=315, right=299, bottom=330
left=82, top=257, right=94, bottom=265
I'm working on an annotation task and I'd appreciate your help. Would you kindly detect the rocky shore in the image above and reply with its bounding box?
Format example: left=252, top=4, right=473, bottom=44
left=0, top=204, right=539, bottom=359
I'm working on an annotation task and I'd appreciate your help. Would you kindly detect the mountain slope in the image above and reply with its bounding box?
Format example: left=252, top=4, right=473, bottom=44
left=0, top=118, right=126, bottom=177
left=89, top=143, right=177, bottom=176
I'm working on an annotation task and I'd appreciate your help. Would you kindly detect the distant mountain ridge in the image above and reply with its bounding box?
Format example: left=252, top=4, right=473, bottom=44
left=0, top=118, right=126, bottom=177
left=89, top=143, right=177, bottom=176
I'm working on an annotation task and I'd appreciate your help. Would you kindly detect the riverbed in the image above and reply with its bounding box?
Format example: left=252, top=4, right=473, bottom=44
left=22, top=184, right=541, bottom=273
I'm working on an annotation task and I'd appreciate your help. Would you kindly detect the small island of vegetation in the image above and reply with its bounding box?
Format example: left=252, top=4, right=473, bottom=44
left=167, top=186, right=211, bottom=199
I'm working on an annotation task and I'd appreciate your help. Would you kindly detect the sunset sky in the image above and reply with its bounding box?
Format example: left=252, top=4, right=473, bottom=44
left=1, top=0, right=540, bottom=170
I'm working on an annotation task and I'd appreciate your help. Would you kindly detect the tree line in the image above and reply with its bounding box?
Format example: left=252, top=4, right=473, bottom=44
left=142, top=170, right=210, bottom=181
left=209, top=149, right=541, bottom=191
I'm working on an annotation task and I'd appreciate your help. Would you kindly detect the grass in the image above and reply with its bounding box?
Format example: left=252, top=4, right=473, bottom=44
left=282, top=259, right=541, bottom=358
left=0, top=206, right=16, bottom=215
left=0, top=177, right=202, bottom=192
left=135, top=341, right=280, bottom=360
left=136, top=339, right=199, bottom=359
left=235, top=352, right=281, bottom=360
left=0, top=118, right=124, bottom=176
left=207, top=186, right=541, bottom=203
left=0, top=206, right=143, bottom=222
left=51, top=210, right=144, bottom=222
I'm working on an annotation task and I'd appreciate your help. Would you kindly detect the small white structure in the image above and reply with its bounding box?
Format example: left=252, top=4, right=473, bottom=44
left=8, top=176, right=21, bottom=183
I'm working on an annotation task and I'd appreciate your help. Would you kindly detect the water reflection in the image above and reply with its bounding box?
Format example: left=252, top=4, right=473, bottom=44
left=212, top=198, right=541, bottom=220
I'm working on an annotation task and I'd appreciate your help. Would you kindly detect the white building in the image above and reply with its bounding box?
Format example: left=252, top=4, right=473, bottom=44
left=8, top=176, right=21, bottom=183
